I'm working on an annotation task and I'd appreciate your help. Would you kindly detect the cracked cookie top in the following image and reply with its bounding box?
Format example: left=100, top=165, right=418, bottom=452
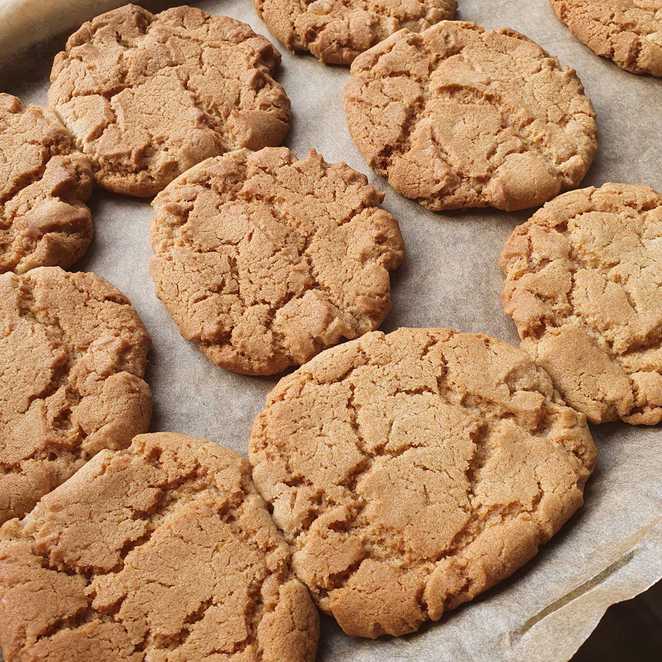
left=150, top=147, right=404, bottom=376
left=0, top=433, right=319, bottom=662
left=345, top=21, right=598, bottom=212
left=249, top=328, right=596, bottom=638
left=254, top=0, right=457, bottom=65
left=0, top=267, right=151, bottom=524
left=0, top=94, right=93, bottom=274
left=500, top=183, right=662, bottom=425
left=550, top=0, right=662, bottom=77
left=48, top=4, right=291, bottom=197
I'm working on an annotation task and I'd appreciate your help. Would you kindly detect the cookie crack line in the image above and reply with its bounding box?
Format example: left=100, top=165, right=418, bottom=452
left=0, top=94, right=93, bottom=273
left=48, top=4, right=290, bottom=196
left=0, top=268, right=152, bottom=524
left=500, top=183, right=662, bottom=424
left=149, top=147, right=404, bottom=376
left=288, top=332, right=576, bottom=538
left=249, top=328, right=596, bottom=637
left=256, top=0, right=457, bottom=65
left=330, top=376, right=547, bottom=589
left=550, top=0, right=662, bottom=76
left=7, top=274, right=142, bottom=454
left=0, top=434, right=319, bottom=660
left=345, top=21, right=597, bottom=212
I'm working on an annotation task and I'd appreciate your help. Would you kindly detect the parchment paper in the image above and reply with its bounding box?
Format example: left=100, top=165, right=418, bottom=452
left=1, top=1, right=661, bottom=660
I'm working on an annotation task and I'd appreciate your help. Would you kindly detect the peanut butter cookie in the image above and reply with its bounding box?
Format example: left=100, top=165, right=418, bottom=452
left=0, top=267, right=151, bottom=524
left=249, top=328, right=596, bottom=638
left=0, top=94, right=93, bottom=273
left=0, top=433, right=318, bottom=661
left=150, top=147, right=404, bottom=376
left=255, top=0, right=457, bottom=65
left=345, top=21, right=597, bottom=211
left=550, top=0, right=662, bottom=77
left=48, top=4, right=290, bottom=197
left=501, top=183, right=662, bottom=425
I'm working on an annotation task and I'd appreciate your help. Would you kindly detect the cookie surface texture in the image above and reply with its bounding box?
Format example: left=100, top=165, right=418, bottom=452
left=255, top=0, right=457, bottom=65
left=150, top=147, right=404, bottom=375
left=249, top=328, right=597, bottom=638
left=0, top=94, right=93, bottom=273
left=345, top=21, right=598, bottom=211
left=48, top=4, right=291, bottom=197
left=500, top=183, right=662, bottom=425
left=0, top=433, right=319, bottom=661
left=0, top=267, right=151, bottom=524
left=550, top=0, right=662, bottom=76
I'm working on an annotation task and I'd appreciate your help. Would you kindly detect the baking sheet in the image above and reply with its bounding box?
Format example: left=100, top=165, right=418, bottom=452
left=1, top=0, right=661, bottom=660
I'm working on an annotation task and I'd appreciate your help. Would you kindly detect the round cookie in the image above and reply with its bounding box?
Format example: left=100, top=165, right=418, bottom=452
left=0, top=433, right=319, bottom=661
left=0, top=267, right=151, bottom=524
left=550, top=0, right=662, bottom=77
left=255, top=0, right=457, bottom=65
left=500, top=183, right=662, bottom=425
left=0, top=94, right=93, bottom=273
left=345, top=21, right=598, bottom=212
left=48, top=4, right=291, bottom=197
left=150, top=147, right=404, bottom=376
left=249, top=328, right=597, bottom=638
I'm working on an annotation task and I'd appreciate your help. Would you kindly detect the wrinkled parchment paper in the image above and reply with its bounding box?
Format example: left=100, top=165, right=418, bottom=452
left=1, top=1, right=660, bottom=660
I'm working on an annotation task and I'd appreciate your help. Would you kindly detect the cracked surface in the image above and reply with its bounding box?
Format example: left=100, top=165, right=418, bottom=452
left=254, top=0, right=456, bottom=65
left=150, top=147, right=404, bottom=376
left=48, top=4, right=291, bottom=197
left=0, top=94, right=93, bottom=274
left=500, top=183, right=662, bottom=425
left=0, top=433, right=319, bottom=662
left=249, top=327, right=596, bottom=638
left=551, top=0, right=662, bottom=77
left=345, top=21, right=598, bottom=212
left=0, top=267, right=151, bottom=524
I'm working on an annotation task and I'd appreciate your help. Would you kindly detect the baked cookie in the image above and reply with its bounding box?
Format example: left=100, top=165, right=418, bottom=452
left=249, top=328, right=596, bottom=638
left=150, top=147, right=404, bottom=376
left=550, top=0, right=662, bottom=77
left=0, top=267, right=151, bottom=524
left=48, top=4, right=290, bottom=197
left=0, top=432, right=319, bottom=661
left=345, top=21, right=598, bottom=212
left=0, top=94, right=93, bottom=273
left=500, top=184, right=662, bottom=425
left=255, top=0, right=457, bottom=65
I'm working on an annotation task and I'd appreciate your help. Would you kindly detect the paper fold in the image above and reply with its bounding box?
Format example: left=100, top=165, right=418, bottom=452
left=1, top=0, right=660, bottom=660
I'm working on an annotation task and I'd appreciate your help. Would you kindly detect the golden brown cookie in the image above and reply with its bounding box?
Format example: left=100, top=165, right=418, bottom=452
left=48, top=4, right=291, bottom=197
left=0, top=433, right=319, bottom=662
left=150, top=147, right=404, bottom=376
left=0, top=267, right=151, bottom=524
left=500, top=183, right=662, bottom=425
left=345, top=21, right=598, bottom=212
left=0, top=93, right=93, bottom=273
left=550, top=0, right=662, bottom=77
left=249, top=328, right=596, bottom=638
left=255, top=0, right=457, bottom=65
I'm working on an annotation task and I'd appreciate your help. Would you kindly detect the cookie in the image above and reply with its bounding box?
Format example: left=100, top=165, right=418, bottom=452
left=0, top=267, right=151, bottom=524
left=249, top=328, right=596, bottom=638
left=0, top=94, right=93, bottom=273
left=500, top=184, right=662, bottom=425
left=550, top=0, right=662, bottom=77
left=0, top=432, right=319, bottom=661
left=48, top=4, right=291, bottom=197
left=255, top=0, right=457, bottom=65
left=150, top=147, right=404, bottom=376
left=345, top=21, right=598, bottom=212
